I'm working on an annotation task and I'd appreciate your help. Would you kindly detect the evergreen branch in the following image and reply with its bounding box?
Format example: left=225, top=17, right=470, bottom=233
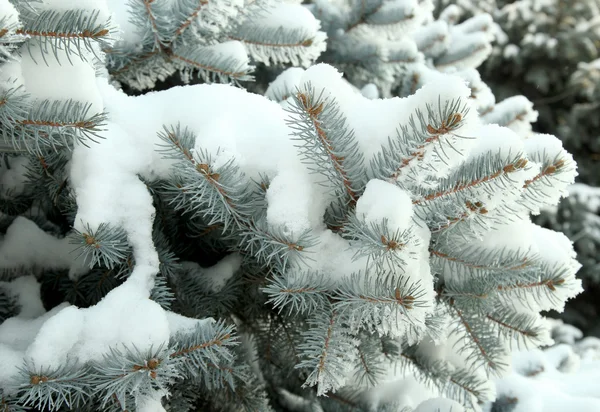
left=413, top=157, right=529, bottom=205
left=0, top=286, right=20, bottom=323
left=70, top=222, right=131, bottom=269
left=440, top=281, right=495, bottom=314
left=397, top=342, right=488, bottom=408
left=333, top=272, right=428, bottom=336
left=173, top=0, right=208, bottom=38
left=343, top=214, right=420, bottom=270
left=158, top=124, right=254, bottom=228
left=345, top=0, right=385, bottom=32
left=287, top=83, right=365, bottom=205
left=370, top=98, right=470, bottom=181
left=449, top=302, right=507, bottom=375
left=171, top=51, right=246, bottom=78
left=141, top=0, right=164, bottom=49
left=519, top=137, right=576, bottom=213
left=13, top=363, right=92, bottom=411
left=6, top=100, right=106, bottom=153
left=156, top=123, right=196, bottom=162
left=430, top=211, right=470, bottom=233
left=496, top=276, right=566, bottom=294
left=296, top=308, right=357, bottom=395
left=504, top=110, right=529, bottom=128
left=171, top=262, right=242, bottom=319
left=230, top=25, right=325, bottom=67
left=170, top=332, right=234, bottom=358
left=523, top=158, right=567, bottom=189
left=0, top=188, right=33, bottom=216
left=430, top=248, right=531, bottom=271
left=238, top=219, right=317, bottom=271
left=352, top=333, right=387, bottom=387
left=397, top=345, right=450, bottom=394
left=169, top=321, right=238, bottom=389
left=158, top=125, right=315, bottom=270
left=66, top=267, right=121, bottom=306
left=0, top=84, right=31, bottom=151
left=17, top=26, right=109, bottom=39
left=435, top=42, right=490, bottom=70
left=230, top=36, right=314, bottom=49
left=0, top=393, right=25, bottom=412
left=392, top=110, right=464, bottom=178
left=171, top=45, right=253, bottom=83
left=445, top=368, right=490, bottom=408
left=18, top=8, right=112, bottom=63
left=107, top=50, right=160, bottom=77
left=91, top=345, right=179, bottom=410
left=322, top=390, right=362, bottom=410
left=452, top=306, right=496, bottom=369
left=485, top=309, right=543, bottom=347
left=263, top=271, right=330, bottom=315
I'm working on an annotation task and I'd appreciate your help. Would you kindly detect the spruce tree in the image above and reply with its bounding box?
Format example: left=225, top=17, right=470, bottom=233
left=0, top=1, right=583, bottom=411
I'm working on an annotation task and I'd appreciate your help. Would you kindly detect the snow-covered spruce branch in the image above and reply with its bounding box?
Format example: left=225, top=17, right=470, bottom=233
left=106, top=0, right=325, bottom=90
left=311, top=0, right=495, bottom=96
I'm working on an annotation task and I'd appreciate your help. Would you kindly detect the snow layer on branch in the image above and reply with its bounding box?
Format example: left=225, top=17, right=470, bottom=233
left=204, top=40, right=250, bottom=71
left=521, top=133, right=577, bottom=213
left=291, top=63, right=479, bottom=176
left=482, top=95, right=538, bottom=138
left=72, top=78, right=295, bottom=289
left=25, top=278, right=170, bottom=369
left=257, top=2, right=321, bottom=33
left=17, top=44, right=103, bottom=114
left=0, top=303, right=70, bottom=389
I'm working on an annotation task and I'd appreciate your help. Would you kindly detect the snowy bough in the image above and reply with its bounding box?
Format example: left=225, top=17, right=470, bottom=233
left=0, top=0, right=582, bottom=411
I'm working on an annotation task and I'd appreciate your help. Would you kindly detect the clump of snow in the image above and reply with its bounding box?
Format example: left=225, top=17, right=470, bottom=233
left=360, top=83, right=379, bottom=99
left=356, top=179, right=413, bottom=232
left=265, top=67, right=305, bottom=102
left=266, top=164, right=328, bottom=234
